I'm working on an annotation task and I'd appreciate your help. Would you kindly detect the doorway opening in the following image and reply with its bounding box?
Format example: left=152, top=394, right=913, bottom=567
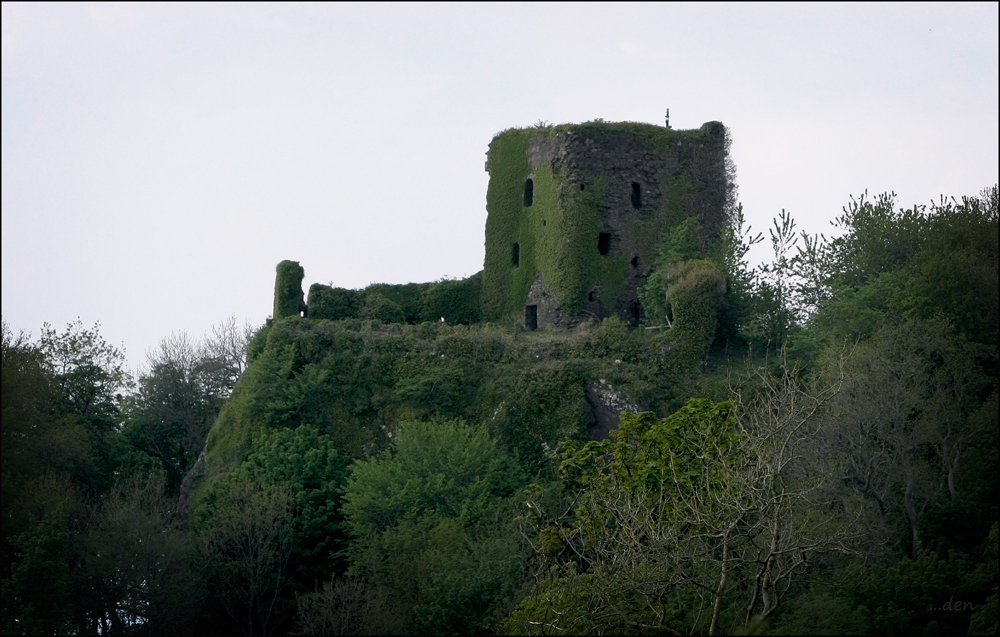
left=524, top=305, right=538, bottom=330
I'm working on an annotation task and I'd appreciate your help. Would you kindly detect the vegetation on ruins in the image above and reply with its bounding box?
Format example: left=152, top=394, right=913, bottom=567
left=2, top=120, right=996, bottom=637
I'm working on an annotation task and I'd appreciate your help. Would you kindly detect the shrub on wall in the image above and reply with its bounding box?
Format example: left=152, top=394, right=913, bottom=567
left=665, top=259, right=726, bottom=366
left=307, top=284, right=360, bottom=321
left=420, top=273, right=482, bottom=324
left=359, top=292, right=406, bottom=324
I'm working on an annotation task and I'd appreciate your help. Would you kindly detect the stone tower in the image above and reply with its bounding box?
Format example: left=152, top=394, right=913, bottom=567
left=481, top=120, right=732, bottom=329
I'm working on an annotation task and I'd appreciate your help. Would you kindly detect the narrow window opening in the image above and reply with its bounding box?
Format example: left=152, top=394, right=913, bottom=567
left=598, top=232, right=612, bottom=256
left=630, top=255, right=639, bottom=268
left=631, top=300, right=642, bottom=322
left=630, top=182, right=642, bottom=209
left=588, top=291, right=596, bottom=302
left=512, top=242, right=520, bottom=267
left=580, top=183, right=586, bottom=191
left=542, top=219, right=547, bottom=226
left=524, top=305, right=538, bottom=330
left=523, top=178, right=534, bottom=207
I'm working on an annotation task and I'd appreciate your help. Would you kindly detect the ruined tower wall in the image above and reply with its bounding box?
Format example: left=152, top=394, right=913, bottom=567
left=481, top=120, right=731, bottom=328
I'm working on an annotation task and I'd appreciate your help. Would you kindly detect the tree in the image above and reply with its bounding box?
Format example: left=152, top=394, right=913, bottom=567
left=4, top=320, right=206, bottom=635
left=294, top=576, right=404, bottom=636
left=198, top=472, right=297, bottom=636
left=1, top=473, right=77, bottom=635
left=35, top=319, right=135, bottom=493
left=125, top=332, right=226, bottom=495
left=821, top=319, right=994, bottom=558
left=342, top=419, right=528, bottom=635
left=1, top=321, right=89, bottom=481
left=203, top=314, right=258, bottom=391
left=197, top=425, right=350, bottom=635
left=74, top=471, right=202, bottom=635
left=125, top=319, right=257, bottom=495
left=510, top=364, right=859, bottom=635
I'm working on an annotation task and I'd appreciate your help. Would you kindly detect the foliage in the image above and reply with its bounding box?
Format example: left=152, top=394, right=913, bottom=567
left=514, top=361, right=859, bottom=635
left=274, top=260, right=306, bottom=320
left=3, top=183, right=997, bottom=637
left=307, top=283, right=361, bottom=322
left=343, top=419, right=528, bottom=635
left=2, top=322, right=203, bottom=634
left=305, top=272, right=482, bottom=325
left=1, top=474, right=76, bottom=635
left=294, top=575, right=405, bottom=636
left=819, top=318, right=996, bottom=558
left=240, top=425, right=352, bottom=587
left=195, top=425, right=350, bottom=634
left=359, top=291, right=407, bottom=324
left=420, top=273, right=483, bottom=324
left=481, top=121, right=730, bottom=322
left=198, top=471, right=297, bottom=635
left=968, top=522, right=998, bottom=635
left=74, top=471, right=203, bottom=635
left=641, top=256, right=728, bottom=371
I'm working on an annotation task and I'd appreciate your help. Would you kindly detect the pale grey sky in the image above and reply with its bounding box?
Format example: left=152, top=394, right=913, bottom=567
left=3, top=2, right=997, bottom=372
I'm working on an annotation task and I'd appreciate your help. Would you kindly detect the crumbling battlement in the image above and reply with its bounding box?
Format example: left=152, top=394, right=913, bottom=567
left=274, top=119, right=733, bottom=331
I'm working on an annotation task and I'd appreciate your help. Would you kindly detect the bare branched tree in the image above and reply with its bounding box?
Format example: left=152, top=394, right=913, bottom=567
left=203, top=314, right=258, bottom=392
left=516, top=352, right=863, bottom=635
left=821, top=319, right=992, bottom=558
left=293, top=576, right=404, bottom=636
left=199, top=475, right=296, bottom=636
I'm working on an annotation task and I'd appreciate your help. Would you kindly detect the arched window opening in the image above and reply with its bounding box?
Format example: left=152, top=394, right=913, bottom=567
left=598, top=232, right=612, bottom=256
left=630, top=255, right=639, bottom=268
left=588, top=291, right=596, bottom=302
left=512, top=242, right=520, bottom=267
left=523, top=178, right=534, bottom=207
left=631, top=182, right=642, bottom=210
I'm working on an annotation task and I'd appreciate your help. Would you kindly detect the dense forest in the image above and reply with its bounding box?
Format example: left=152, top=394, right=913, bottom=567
left=3, top=187, right=997, bottom=635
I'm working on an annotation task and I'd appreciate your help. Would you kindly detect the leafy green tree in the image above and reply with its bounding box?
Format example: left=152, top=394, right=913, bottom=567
left=808, top=187, right=997, bottom=350
left=74, top=471, right=203, bottom=635
left=1, top=322, right=89, bottom=482
left=511, top=365, right=858, bottom=635
left=197, top=425, right=350, bottom=635
left=36, top=319, right=135, bottom=493
left=124, top=326, right=250, bottom=495
left=198, top=472, right=297, bottom=635
left=1, top=474, right=76, bottom=635
left=2, top=320, right=148, bottom=635
left=820, top=319, right=994, bottom=558
left=239, top=425, right=351, bottom=588
left=343, top=419, right=528, bottom=635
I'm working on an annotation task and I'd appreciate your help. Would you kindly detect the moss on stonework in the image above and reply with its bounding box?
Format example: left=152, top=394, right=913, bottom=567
left=481, top=120, right=731, bottom=324
left=274, top=260, right=305, bottom=319
left=304, top=273, right=482, bottom=326
left=275, top=119, right=731, bottom=331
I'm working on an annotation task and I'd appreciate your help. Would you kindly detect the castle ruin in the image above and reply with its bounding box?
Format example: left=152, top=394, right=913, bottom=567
left=276, top=119, right=734, bottom=330
left=481, top=120, right=733, bottom=329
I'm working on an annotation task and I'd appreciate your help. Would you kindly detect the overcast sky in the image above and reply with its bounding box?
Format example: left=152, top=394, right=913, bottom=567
left=3, top=2, right=997, bottom=372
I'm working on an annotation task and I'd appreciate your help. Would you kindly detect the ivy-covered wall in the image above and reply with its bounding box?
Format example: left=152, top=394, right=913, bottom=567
left=481, top=120, right=732, bottom=327
left=304, top=273, right=482, bottom=325
left=274, top=260, right=306, bottom=319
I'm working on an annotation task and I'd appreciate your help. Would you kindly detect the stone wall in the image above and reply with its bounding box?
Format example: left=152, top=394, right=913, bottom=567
left=486, top=120, right=731, bottom=330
